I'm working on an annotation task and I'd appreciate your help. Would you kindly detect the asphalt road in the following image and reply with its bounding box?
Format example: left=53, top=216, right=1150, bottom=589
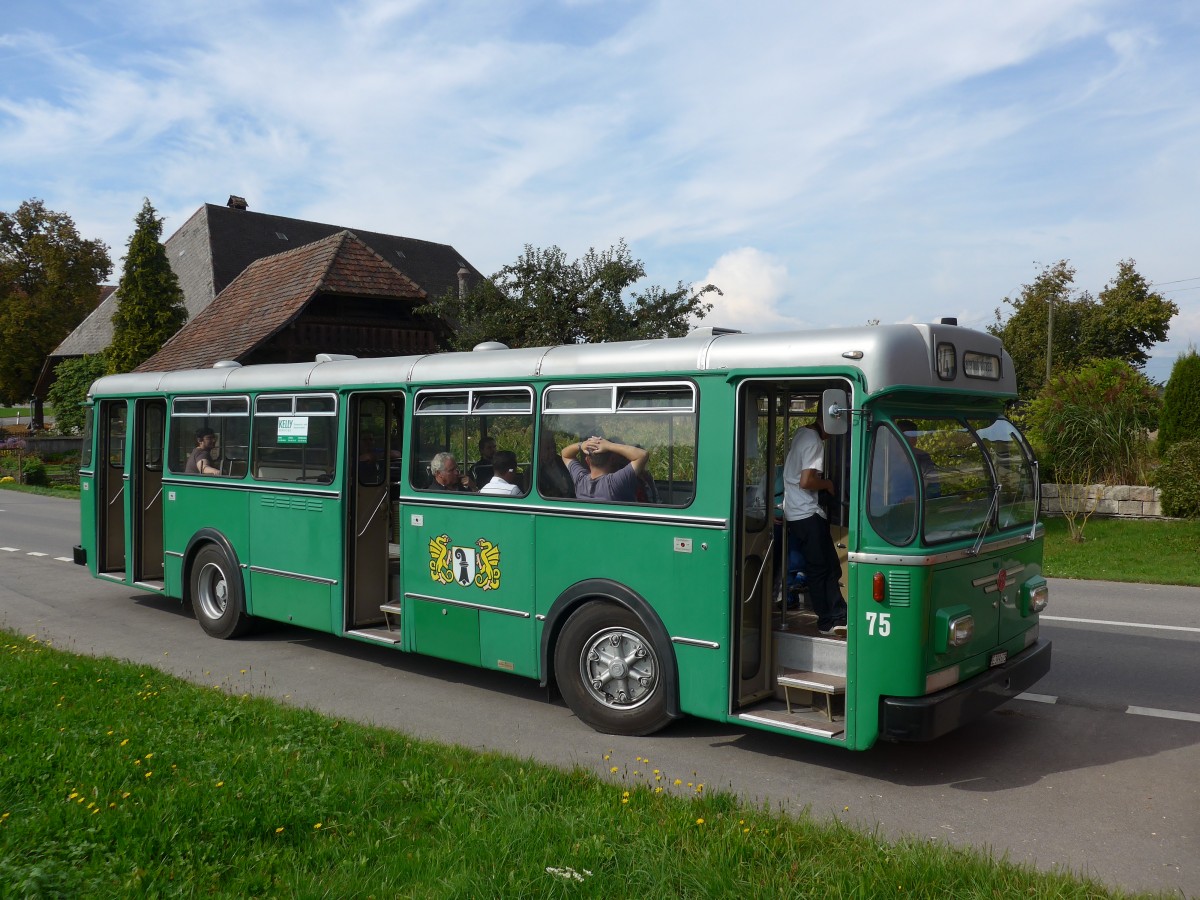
left=1, top=490, right=1197, bottom=896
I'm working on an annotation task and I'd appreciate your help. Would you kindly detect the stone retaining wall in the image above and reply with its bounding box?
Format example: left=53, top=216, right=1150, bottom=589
left=1040, top=483, right=1162, bottom=518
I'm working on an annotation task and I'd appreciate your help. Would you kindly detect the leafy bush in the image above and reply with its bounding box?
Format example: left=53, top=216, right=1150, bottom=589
left=21, top=456, right=48, bottom=486
left=1158, top=348, right=1200, bottom=454
left=1157, top=439, right=1200, bottom=518
left=1026, top=358, right=1159, bottom=484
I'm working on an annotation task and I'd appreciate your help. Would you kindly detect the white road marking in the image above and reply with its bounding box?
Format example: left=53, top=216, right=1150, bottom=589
left=1, top=547, right=19, bottom=552
left=26, top=551, right=48, bottom=557
left=1016, top=692, right=1058, bottom=704
left=55, top=557, right=73, bottom=562
left=1041, top=615, right=1200, bottom=634
left=1127, top=706, right=1200, bottom=723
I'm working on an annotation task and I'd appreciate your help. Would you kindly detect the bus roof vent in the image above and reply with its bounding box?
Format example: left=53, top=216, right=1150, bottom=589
left=212, top=360, right=242, bottom=369
left=688, top=326, right=742, bottom=337
left=472, top=341, right=509, bottom=352
left=315, top=353, right=357, bottom=363
left=939, top=317, right=958, bottom=325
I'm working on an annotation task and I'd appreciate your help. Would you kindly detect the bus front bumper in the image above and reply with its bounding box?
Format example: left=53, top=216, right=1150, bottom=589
left=878, top=639, right=1052, bottom=742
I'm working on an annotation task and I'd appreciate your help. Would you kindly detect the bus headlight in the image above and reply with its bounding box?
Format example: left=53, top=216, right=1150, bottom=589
left=1021, top=577, right=1049, bottom=616
left=948, top=614, right=974, bottom=647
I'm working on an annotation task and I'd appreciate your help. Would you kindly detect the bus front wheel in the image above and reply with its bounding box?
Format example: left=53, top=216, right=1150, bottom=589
left=554, top=601, right=672, bottom=736
left=190, top=544, right=251, bottom=639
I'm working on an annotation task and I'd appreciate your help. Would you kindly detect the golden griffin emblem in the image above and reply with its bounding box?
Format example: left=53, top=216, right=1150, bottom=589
left=428, top=533, right=453, bottom=585
left=474, top=538, right=501, bottom=591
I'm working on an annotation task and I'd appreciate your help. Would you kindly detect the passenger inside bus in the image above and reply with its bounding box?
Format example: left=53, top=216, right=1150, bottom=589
left=470, top=436, right=497, bottom=486
left=429, top=451, right=476, bottom=491
left=537, top=431, right=575, bottom=499
left=783, top=418, right=848, bottom=636
left=185, top=427, right=221, bottom=476
left=479, top=450, right=523, bottom=496
left=561, top=434, right=648, bottom=502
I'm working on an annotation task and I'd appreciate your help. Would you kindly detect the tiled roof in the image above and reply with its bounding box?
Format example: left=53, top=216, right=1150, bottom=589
left=50, top=285, right=119, bottom=356
left=137, top=231, right=425, bottom=372
left=199, top=203, right=481, bottom=302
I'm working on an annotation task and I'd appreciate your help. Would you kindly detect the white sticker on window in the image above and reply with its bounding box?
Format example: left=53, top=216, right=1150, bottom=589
left=277, top=417, right=309, bottom=444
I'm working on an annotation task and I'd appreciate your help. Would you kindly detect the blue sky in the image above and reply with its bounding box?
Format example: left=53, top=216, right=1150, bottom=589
left=3, top=0, right=1198, bottom=382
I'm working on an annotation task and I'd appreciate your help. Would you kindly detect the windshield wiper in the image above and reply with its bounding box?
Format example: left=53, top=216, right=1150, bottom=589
left=967, top=482, right=1001, bottom=556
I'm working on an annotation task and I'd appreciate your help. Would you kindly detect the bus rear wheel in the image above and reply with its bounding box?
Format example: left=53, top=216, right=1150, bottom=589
left=190, top=544, right=251, bottom=639
left=554, top=601, right=672, bottom=736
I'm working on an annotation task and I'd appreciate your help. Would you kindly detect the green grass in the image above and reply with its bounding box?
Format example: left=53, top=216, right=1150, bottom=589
left=0, top=482, right=80, bottom=499
left=0, top=631, right=1132, bottom=899
left=1042, top=516, right=1200, bottom=586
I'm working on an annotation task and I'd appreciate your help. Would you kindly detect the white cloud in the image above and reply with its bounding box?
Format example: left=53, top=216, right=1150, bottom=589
left=699, top=248, right=801, bottom=333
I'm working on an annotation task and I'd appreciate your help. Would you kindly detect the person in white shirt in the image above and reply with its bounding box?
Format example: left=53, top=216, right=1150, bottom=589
left=479, top=450, right=523, bottom=496
left=783, top=418, right=848, bottom=636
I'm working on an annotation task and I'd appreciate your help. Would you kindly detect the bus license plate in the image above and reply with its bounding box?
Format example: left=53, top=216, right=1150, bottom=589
left=989, top=650, right=1008, bottom=668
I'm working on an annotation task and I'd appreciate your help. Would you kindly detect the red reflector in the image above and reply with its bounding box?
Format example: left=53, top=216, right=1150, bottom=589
left=872, top=571, right=886, bottom=602
left=997, top=568, right=1007, bottom=591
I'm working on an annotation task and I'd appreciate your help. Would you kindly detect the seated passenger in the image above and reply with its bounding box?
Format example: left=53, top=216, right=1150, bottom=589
left=185, top=427, right=221, bottom=476
left=429, top=451, right=475, bottom=491
left=560, top=434, right=648, bottom=502
left=479, top=450, right=523, bottom=496
left=537, top=431, right=575, bottom=498
left=470, top=436, right=496, bottom=486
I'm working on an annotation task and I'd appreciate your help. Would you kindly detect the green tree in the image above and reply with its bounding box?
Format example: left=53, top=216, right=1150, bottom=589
left=1157, top=347, right=1200, bottom=454
left=107, top=199, right=187, bottom=374
left=989, top=259, right=1176, bottom=398
left=1083, top=260, right=1176, bottom=368
left=45, top=354, right=108, bottom=434
left=0, top=200, right=111, bottom=403
left=419, top=240, right=719, bottom=351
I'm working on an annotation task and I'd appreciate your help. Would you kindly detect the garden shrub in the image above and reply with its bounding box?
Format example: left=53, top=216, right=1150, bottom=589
left=1157, top=439, right=1200, bottom=518
left=1026, top=358, right=1159, bottom=485
left=21, top=456, right=48, bottom=486
left=1158, top=348, right=1200, bottom=454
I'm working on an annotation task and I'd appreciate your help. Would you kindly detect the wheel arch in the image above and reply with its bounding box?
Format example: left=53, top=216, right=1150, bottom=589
left=539, top=578, right=682, bottom=721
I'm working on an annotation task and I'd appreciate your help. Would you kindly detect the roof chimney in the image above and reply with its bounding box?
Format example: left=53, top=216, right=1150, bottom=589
left=227, top=195, right=248, bottom=210
left=457, top=266, right=470, bottom=298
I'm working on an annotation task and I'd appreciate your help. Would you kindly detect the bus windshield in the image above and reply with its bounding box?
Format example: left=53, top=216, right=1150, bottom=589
left=869, top=415, right=1037, bottom=546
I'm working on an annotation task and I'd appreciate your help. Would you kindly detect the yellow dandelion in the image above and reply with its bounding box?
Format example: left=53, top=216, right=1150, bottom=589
left=145, top=752, right=154, bottom=759
left=145, top=772, right=153, bottom=779
left=68, top=792, right=78, bottom=800
left=610, top=766, right=618, bottom=774
left=121, top=792, right=130, bottom=799
left=696, top=817, right=705, bottom=825
left=120, top=739, right=129, bottom=747
left=653, top=769, right=660, bottom=775
left=622, top=791, right=630, bottom=798
left=313, top=823, right=322, bottom=830
left=654, top=787, right=663, bottom=794
left=621, top=797, right=629, bottom=805
left=109, top=803, right=116, bottom=809
left=216, top=781, right=224, bottom=788
left=843, top=806, right=849, bottom=812
left=674, top=779, right=682, bottom=786
left=275, top=827, right=285, bottom=834
left=92, top=808, right=100, bottom=815
left=697, top=784, right=704, bottom=792
left=603, top=754, right=610, bottom=761
left=633, top=771, right=640, bottom=776
left=744, top=827, right=750, bottom=834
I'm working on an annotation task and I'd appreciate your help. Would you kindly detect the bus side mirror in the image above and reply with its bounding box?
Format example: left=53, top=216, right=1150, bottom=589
left=822, top=388, right=850, bottom=435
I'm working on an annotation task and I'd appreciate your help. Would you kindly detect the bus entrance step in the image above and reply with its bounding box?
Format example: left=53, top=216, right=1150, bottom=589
left=778, top=670, right=846, bottom=721
left=380, top=603, right=402, bottom=631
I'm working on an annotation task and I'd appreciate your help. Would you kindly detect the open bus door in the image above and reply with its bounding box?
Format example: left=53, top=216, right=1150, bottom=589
left=346, top=393, right=404, bottom=638
left=96, top=400, right=128, bottom=578
left=132, top=398, right=166, bottom=587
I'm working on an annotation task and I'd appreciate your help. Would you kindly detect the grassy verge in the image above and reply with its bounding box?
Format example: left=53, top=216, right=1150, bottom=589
left=1042, top=516, right=1200, bottom=586
left=0, top=631, right=1130, bottom=898
left=0, top=482, right=80, bottom=500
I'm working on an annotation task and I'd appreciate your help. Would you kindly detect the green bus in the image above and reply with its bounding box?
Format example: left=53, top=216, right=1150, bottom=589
left=76, top=321, right=1050, bottom=749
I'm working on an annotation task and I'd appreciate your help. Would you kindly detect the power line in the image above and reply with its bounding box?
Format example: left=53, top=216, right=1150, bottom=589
left=1151, top=275, right=1200, bottom=287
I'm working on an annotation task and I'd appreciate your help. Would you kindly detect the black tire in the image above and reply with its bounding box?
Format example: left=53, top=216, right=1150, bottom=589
left=553, top=600, right=673, bottom=736
left=189, top=543, right=252, bottom=639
